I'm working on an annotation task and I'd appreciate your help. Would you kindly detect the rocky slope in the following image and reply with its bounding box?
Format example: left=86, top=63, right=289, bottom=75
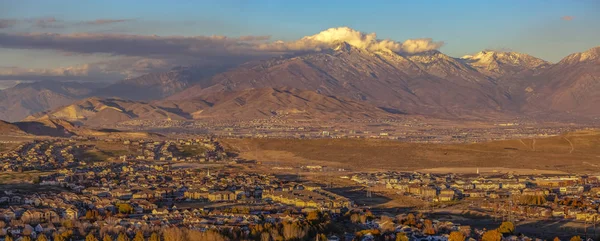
left=10, top=44, right=600, bottom=123
left=28, top=87, right=398, bottom=126
left=92, top=65, right=236, bottom=101
left=25, top=97, right=191, bottom=126
left=524, top=46, right=600, bottom=118
left=169, top=44, right=520, bottom=119
left=0, top=80, right=103, bottom=122
left=181, top=87, right=396, bottom=120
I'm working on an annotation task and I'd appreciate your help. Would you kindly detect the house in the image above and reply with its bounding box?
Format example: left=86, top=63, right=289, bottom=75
left=152, top=208, right=169, bottom=215
left=208, top=191, right=236, bottom=202
left=111, top=189, right=133, bottom=200
left=184, top=190, right=208, bottom=200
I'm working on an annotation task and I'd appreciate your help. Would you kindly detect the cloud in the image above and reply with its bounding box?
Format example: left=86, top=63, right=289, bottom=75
left=0, top=56, right=232, bottom=82
left=0, top=19, right=17, bottom=29
left=0, top=32, right=265, bottom=58
left=32, top=17, right=63, bottom=28
left=0, top=57, right=170, bottom=82
left=0, top=27, right=443, bottom=58
left=257, top=27, right=444, bottom=54
left=400, top=38, right=445, bottom=54
left=0, top=17, right=64, bottom=29
left=561, top=16, right=574, bottom=21
left=82, top=19, right=133, bottom=25
left=0, top=64, right=121, bottom=81
left=0, top=27, right=444, bottom=81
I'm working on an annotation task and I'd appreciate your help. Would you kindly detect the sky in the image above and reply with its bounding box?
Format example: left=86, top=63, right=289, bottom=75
left=0, top=0, right=598, bottom=86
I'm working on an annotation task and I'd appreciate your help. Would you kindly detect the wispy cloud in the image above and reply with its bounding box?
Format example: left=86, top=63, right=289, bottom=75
left=31, top=17, right=63, bottom=29
left=0, top=19, right=17, bottom=29
left=561, top=16, right=574, bottom=21
left=0, top=57, right=169, bottom=82
left=81, top=19, right=134, bottom=25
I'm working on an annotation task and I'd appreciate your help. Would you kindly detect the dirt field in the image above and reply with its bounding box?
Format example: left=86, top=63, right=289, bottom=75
left=417, top=167, right=567, bottom=175
left=222, top=129, right=600, bottom=173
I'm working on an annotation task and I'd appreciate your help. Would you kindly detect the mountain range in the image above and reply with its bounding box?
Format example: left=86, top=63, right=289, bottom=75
left=1, top=44, right=599, bottom=125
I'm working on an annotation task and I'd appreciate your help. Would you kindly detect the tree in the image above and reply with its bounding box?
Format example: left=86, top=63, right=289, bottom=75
left=379, top=216, right=395, bottom=232
left=37, top=234, right=48, bottom=241
left=133, top=231, right=144, bottom=241
left=86, top=210, right=94, bottom=219
left=163, top=228, right=186, bottom=241
left=423, top=219, right=436, bottom=235
left=86, top=233, right=99, bottom=241
left=481, top=230, right=502, bottom=241
left=405, top=213, right=416, bottom=226
left=5, top=236, right=13, bottom=241
left=449, top=231, right=465, bottom=241
left=103, top=235, right=113, bottom=241
left=497, top=221, right=515, bottom=234
left=22, top=236, right=32, bottom=241
left=396, top=232, right=409, bottom=241
left=553, top=237, right=560, bottom=241
left=118, top=204, right=133, bottom=214
left=149, top=233, right=160, bottom=241
left=307, top=211, right=321, bottom=221
left=117, top=233, right=130, bottom=241
left=54, top=233, right=66, bottom=241
left=570, top=236, right=582, bottom=241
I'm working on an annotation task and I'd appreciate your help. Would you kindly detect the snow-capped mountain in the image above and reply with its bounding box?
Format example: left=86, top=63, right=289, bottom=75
left=170, top=42, right=513, bottom=118
left=461, top=50, right=550, bottom=79
left=524, top=46, right=600, bottom=118
left=6, top=40, right=600, bottom=123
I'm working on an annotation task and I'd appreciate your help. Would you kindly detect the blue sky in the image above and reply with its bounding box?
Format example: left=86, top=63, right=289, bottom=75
left=0, top=0, right=598, bottom=83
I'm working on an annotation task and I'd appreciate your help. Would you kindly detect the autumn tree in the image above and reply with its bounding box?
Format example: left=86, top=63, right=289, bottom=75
left=5, top=236, right=13, bottom=241
left=396, top=232, right=409, bottom=241
left=149, top=233, right=160, bottom=241
left=481, top=230, right=502, bottom=241
left=497, top=221, right=515, bottom=234
left=163, top=228, right=186, bottom=241
left=117, top=233, right=130, bottom=241
left=282, top=221, right=308, bottom=240
left=379, top=215, right=395, bottom=232
left=133, top=231, right=144, bottom=241
left=54, top=233, right=66, bottom=241
left=404, top=213, right=416, bottom=226
left=103, top=235, right=113, bottom=241
left=449, top=231, right=465, bottom=241
left=423, top=219, right=436, bottom=235
left=306, top=211, right=321, bottom=222
left=22, top=236, right=32, bottom=241
left=118, top=204, right=134, bottom=214
left=570, top=236, right=582, bottom=241
left=350, top=213, right=361, bottom=223
left=86, top=233, right=99, bottom=241
left=37, top=234, right=48, bottom=241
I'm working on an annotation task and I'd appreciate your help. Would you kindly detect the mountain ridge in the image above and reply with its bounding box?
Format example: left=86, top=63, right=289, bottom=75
left=3, top=44, right=600, bottom=123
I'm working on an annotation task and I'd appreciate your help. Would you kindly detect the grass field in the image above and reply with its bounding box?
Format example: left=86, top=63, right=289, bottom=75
left=222, top=130, right=600, bottom=173
left=0, top=171, right=54, bottom=184
left=75, top=141, right=143, bottom=162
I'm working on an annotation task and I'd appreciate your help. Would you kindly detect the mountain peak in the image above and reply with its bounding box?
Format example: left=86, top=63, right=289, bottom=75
left=331, top=41, right=355, bottom=52
left=581, top=46, right=600, bottom=60
left=461, top=50, right=549, bottom=71
left=560, top=46, right=600, bottom=64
